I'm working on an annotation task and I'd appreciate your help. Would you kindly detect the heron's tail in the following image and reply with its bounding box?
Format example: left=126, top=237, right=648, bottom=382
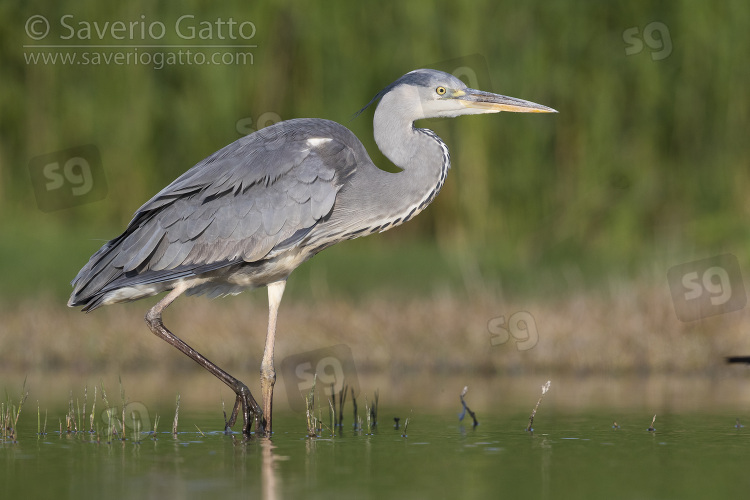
left=68, top=238, right=125, bottom=312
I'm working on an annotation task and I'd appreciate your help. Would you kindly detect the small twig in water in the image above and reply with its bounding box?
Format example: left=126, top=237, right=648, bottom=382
left=371, top=390, right=379, bottom=429
left=337, top=383, right=348, bottom=428
left=16, top=377, right=28, bottom=432
left=100, top=382, right=111, bottom=423
left=81, top=386, right=87, bottom=434
left=329, top=383, right=336, bottom=430
left=401, top=411, right=412, bottom=438
left=119, top=377, right=127, bottom=441
left=132, top=411, right=141, bottom=444
left=89, top=386, right=97, bottom=433
left=305, top=374, right=318, bottom=437
left=67, top=391, right=76, bottom=433
left=735, top=418, right=744, bottom=429
left=2, top=382, right=28, bottom=442
left=394, top=417, right=400, bottom=429
left=172, top=393, right=181, bottom=437
left=458, top=386, right=479, bottom=428
left=526, top=380, right=551, bottom=432
left=364, top=397, right=371, bottom=434
left=328, top=398, right=336, bottom=436
left=647, top=414, right=656, bottom=432
left=352, top=387, right=360, bottom=431
left=99, top=383, right=121, bottom=438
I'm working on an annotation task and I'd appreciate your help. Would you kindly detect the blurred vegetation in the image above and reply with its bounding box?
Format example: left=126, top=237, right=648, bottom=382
left=1, top=0, right=749, bottom=303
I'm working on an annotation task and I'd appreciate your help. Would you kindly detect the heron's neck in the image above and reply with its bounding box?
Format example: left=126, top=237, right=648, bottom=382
left=373, top=95, right=448, bottom=172
left=315, top=101, right=451, bottom=246
left=366, top=98, right=450, bottom=223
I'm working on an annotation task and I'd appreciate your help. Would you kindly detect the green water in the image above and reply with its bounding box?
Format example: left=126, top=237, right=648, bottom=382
left=3, top=408, right=749, bottom=499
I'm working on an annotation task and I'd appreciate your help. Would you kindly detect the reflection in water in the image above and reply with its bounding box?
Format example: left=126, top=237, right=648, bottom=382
left=305, top=437, right=317, bottom=491
left=7, top=410, right=750, bottom=499
left=540, top=436, right=552, bottom=500
left=262, top=438, right=279, bottom=500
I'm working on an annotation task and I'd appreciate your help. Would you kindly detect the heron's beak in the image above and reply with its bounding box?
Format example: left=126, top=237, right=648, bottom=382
left=455, top=89, right=557, bottom=113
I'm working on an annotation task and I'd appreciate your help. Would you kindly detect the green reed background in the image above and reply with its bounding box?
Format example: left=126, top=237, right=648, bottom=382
left=1, top=0, right=748, bottom=301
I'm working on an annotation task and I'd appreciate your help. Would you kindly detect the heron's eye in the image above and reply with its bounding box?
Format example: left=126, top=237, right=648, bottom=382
left=436, top=86, right=447, bottom=96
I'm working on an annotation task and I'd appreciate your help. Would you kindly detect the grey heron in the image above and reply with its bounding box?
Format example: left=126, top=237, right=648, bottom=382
left=69, top=69, right=556, bottom=436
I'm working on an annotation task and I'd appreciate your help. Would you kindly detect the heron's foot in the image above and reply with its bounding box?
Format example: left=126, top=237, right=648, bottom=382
left=224, top=384, right=264, bottom=436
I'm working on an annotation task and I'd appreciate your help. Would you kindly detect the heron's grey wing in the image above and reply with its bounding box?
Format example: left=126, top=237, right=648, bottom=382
left=70, top=119, right=358, bottom=307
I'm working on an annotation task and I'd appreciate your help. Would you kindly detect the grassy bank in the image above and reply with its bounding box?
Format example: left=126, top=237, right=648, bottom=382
left=2, top=275, right=748, bottom=376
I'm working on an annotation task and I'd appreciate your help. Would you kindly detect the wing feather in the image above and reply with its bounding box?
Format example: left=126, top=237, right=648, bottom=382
left=69, top=119, right=361, bottom=310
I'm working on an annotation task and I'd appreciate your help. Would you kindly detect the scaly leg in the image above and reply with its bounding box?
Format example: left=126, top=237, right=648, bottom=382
left=144, top=284, right=263, bottom=435
left=260, top=280, right=286, bottom=436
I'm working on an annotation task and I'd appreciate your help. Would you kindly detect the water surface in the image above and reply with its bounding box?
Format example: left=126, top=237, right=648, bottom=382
left=4, top=406, right=749, bottom=499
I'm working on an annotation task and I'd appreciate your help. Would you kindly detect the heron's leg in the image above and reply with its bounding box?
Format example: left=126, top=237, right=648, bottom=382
left=260, top=280, right=286, bottom=436
left=144, top=284, right=263, bottom=436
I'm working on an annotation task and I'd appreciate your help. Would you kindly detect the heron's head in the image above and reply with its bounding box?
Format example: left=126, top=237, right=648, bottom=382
left=360, top=68, right=557, bottom=122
